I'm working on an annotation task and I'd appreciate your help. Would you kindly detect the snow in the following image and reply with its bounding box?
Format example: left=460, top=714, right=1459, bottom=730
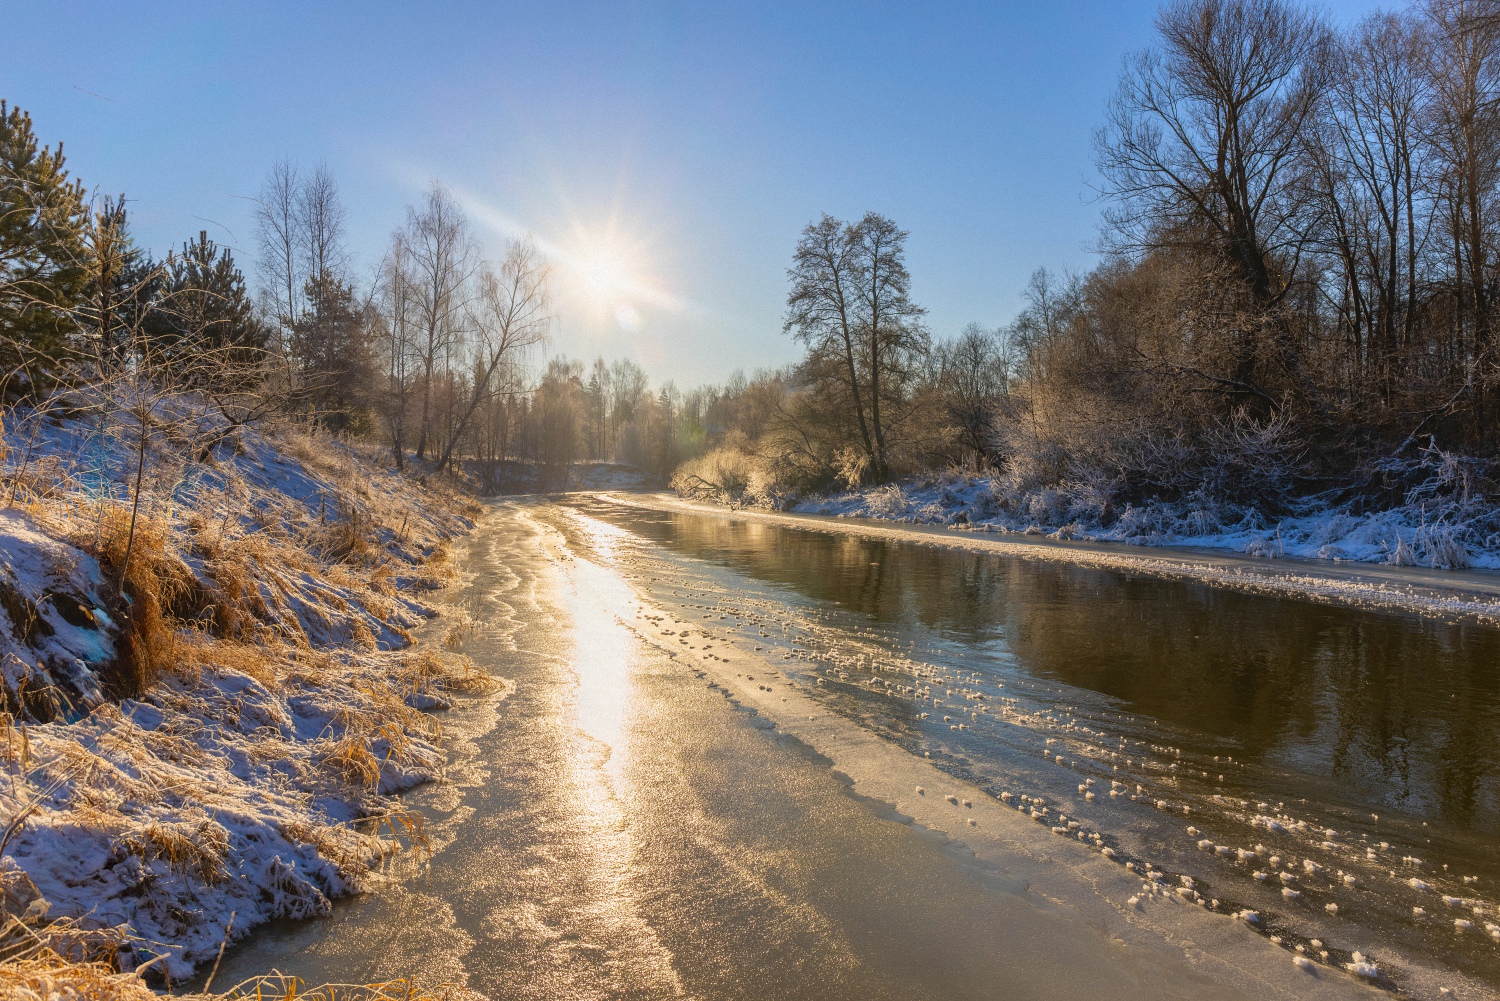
left=0, top=509, right=117, bottom=714
left=0, top=403, right=491, bottom=981
left=790, top=468, right=1500, bottom=571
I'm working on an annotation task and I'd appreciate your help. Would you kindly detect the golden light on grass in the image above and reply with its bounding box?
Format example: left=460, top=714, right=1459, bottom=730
left=0, top=422, right=501, bottom=988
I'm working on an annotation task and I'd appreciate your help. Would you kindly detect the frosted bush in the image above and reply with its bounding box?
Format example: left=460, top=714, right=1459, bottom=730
left=917, top=501, right=948, bottom=523
left=834, top=446, right=871, bottom=490
left=1308, top=513, right=1359, bottom=546
left=1027, top=488, right=1065, bottom=522
left=866, top=484, right=911, bottom=518
left=1177, top=505, right=1225, bottom=538
left=1387, top=535, right=1419, bottom=566
left=1113, top=504, right=1167, bottom=540
left=969, top=484, right=999, bottom=519
left=1244, top=531, right=1286, bottom=558
left=1416, top=524, right=1471, bottom=569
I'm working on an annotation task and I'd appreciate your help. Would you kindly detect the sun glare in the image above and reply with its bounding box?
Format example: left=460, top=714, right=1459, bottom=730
left=573, top=243, right=635, bottom=305
left=554, top=224, right=683, bottom=332
left=454, top=188, right=685, bottom=332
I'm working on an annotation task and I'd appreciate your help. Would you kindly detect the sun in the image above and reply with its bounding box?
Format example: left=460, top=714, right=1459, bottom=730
left=571, top=241, right=635, bottom=306
left=553, top=220, right=683, bottom=331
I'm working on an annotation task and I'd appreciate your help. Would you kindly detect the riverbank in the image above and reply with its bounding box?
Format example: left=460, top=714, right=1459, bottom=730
left=0, top=406, right=493, bottom=989
left=617, top=491, right=1500, bottom=625
left=677, top=463, right=1499, bottom=570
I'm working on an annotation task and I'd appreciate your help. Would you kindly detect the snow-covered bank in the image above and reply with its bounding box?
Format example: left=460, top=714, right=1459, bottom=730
left=786, top=466, right=1500, bottom=570
left=0, top=407, right=496, bottom=987
left=612, top=491, right=1500, bottom=625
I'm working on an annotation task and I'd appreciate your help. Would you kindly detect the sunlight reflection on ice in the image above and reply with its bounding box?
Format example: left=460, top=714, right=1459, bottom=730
left=558, top=536, right=638, bottom=775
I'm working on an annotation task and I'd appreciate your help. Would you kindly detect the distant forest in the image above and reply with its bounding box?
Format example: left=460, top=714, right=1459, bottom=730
left=6, top=0, right=1500, bottom=523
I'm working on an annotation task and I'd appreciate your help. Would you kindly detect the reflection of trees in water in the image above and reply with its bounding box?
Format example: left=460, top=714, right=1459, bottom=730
left=994, top=565, right=1500, bottom=833
left=655, top=512, right=1013, bottom=637
left=607, top=505, right=1500, bottom=833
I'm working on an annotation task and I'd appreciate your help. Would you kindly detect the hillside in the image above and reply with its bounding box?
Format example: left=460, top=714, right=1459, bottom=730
left=0, top=399, right=493, bottom=988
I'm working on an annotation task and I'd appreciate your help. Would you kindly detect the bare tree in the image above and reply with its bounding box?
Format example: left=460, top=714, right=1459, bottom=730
left=783, top=213, right=924, bottom=482
left=434, top=240, right=550, bottom=473
left=785, top=215, right=877, bottom=477
left=254, top=159, right=303, bottom=359
left=298, top=163, right=348, bottom=286
left=586, top=357, right=611, bottom=458
left=1313, top=11, right=1430, bottom=397
left=377, top=233, right=415, bottom=468
left=1097, top=0, right=1333, bottom=390
left=402, top=185, right=475, bottom=460
left=938, top=323, right=1009, bottom=468
left=608, top=358, right=648, bottom=439
left=1423, top=0, right=1500, bottom=438
left=853, top=212, right=926, bottom=478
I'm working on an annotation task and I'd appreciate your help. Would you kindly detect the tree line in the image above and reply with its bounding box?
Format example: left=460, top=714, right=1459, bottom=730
left=13, top=0, right=1500, bottom=519
left=0, top=103, right=706, bottom=489
left=680, top=0, right=1500, bottom=520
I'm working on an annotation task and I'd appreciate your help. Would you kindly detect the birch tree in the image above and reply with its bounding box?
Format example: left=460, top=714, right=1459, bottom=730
left=434, top=239, right=550, bottom=473
left=402, top=185, right=474, bottom=460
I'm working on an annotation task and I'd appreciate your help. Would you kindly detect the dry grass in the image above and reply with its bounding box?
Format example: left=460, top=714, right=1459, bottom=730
left=277, top=820, right=379, bottom=883
left=0, top=944, right=481, bottom=1001
left=0, top=962, right=481, bottom=1001
left=0, top=955, right=157, bottom=1001
left=0, top=412, right=489, bottom=985
left=0, top=915, right=145, bottom=1001
left=199, top=973, right=485, bottom=1001
left=319, top=730, right=385, bottom=790
left=175, top=632, right=281, bottom=687
left=114, top=817, right=232, bottom=885
left=399, top=650, right=501, bottom=698
left=89, top=506, right=198, bottom=694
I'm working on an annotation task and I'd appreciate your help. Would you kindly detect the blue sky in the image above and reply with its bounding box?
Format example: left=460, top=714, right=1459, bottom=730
left=5, top=1, right=1385, bottom=387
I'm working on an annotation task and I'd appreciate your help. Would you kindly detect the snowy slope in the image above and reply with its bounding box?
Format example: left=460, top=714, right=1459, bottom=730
left=0, top=407, right=493, bottom=981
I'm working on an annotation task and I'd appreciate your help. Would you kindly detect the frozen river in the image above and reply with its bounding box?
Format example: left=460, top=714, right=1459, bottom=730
left=206, top=496, right=1500, bottom=999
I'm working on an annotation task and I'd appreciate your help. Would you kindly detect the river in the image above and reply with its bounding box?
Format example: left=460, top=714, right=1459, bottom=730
left=205, top=495, right=1500, bottom=1000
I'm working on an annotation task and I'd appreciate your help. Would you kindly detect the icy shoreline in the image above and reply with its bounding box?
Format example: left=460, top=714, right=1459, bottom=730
left=605, top=559, right=1382, bottom=999
left=609, top=491, right=1500, bottom=626
left=788, top=470, right=1500, bottom=570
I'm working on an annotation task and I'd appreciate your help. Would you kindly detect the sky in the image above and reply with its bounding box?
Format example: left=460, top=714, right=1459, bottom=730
left=5, top=1, right=1388, bottom=388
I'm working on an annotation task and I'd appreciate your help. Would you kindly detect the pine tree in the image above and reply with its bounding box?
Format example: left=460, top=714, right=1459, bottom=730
left=81, top=195, right=159, bottom=363
left=0, top=101, right=89, bottom=384
left=293, top=268, right=374, bottom=429
left=146, top=230, right=268, bottom=378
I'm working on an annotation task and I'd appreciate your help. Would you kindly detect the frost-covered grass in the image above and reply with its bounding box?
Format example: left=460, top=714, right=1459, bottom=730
left=779, top=459, right=1500, bottom=571
left=0, top=400, right=495, bottom=986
